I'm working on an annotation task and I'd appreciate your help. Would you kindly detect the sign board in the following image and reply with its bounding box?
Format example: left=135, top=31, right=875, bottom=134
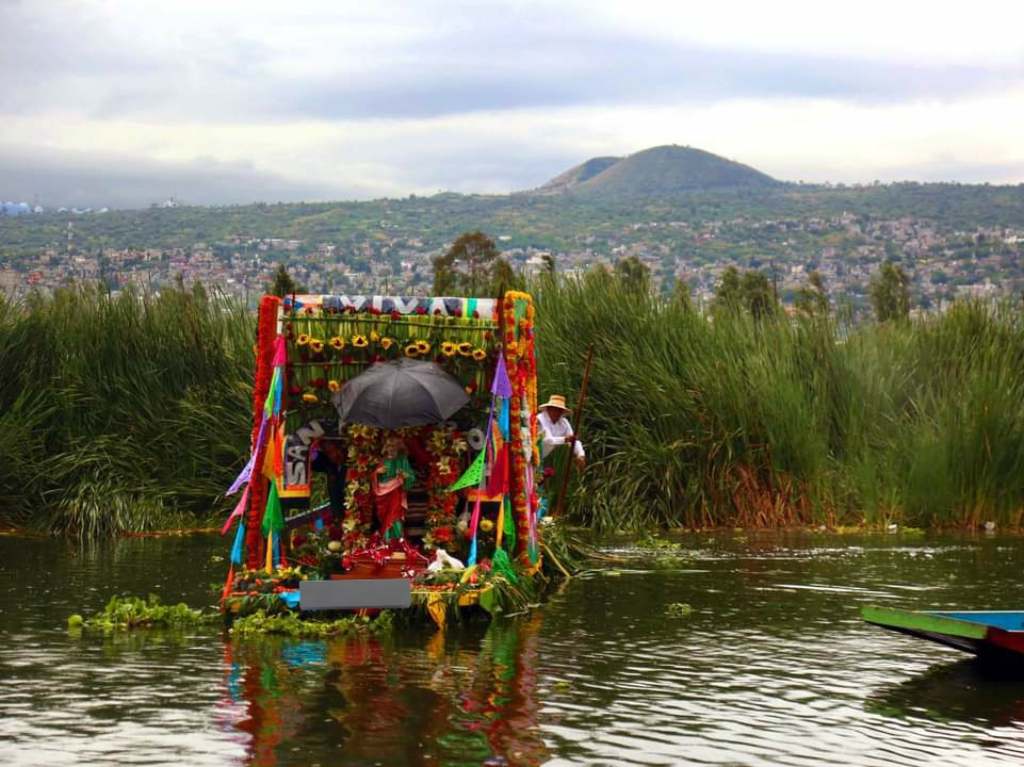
left=299, top=578, right=412, bottom=611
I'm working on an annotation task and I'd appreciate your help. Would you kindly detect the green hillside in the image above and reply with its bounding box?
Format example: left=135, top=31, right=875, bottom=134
left=564, top=145, right=779, bottom=197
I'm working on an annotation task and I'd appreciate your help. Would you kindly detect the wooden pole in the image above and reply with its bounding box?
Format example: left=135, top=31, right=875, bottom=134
left=554, top=345, right=594, bottom=517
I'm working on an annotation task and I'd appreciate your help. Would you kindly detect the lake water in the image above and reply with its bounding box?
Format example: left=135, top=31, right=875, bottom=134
left=3, top=531, right=1024, bottom=766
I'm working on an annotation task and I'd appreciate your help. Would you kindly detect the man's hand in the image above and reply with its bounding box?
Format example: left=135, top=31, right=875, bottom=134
left=574, top=455, right=586, bottom=471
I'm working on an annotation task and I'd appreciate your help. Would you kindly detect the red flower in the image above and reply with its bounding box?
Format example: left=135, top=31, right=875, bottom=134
left=390, top=310, right=401, bottom=320
left=433, top=526, right=453, bottom=542
left=369, top=307, right=381, bottom=315
left=472, top=310, right=480, bottom=318
left=415, top=306, right=427, bottom=315
left=433, top=308, right=442, bottom=315
left=453, top=308, right=462, bottom=317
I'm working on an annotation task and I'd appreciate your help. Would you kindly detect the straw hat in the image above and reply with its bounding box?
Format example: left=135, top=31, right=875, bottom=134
left=539, top=394, right=569, bottom=412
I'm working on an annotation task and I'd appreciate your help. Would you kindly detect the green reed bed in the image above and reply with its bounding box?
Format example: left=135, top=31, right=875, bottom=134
left=4, top=278, right=1024, bottom=537
left=0, top=284, right=252, bottom=537
left=534, top=274, right=1024, bottom=532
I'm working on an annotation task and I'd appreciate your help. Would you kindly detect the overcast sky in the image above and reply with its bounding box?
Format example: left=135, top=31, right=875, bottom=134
left=2, top=0, right=1023, bottom=208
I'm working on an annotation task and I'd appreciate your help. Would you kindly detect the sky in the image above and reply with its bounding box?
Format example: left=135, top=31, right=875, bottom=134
left=1, top=0, right=1023, bottom=208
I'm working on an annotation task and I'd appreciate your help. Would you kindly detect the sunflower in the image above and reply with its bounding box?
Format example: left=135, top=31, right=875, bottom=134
left=380, top=337, right=394, bottom=350
left=328, top=379, right=341, bottom=392
left=369, top=330, right=380, bottom=343
left=415, top=339, right=431, bottom=354
left=404, top=343, right=420, bottom=357
left=352, top=334, right=369, bottom=348
left=296, top=333, right=310, bottom=346
left=329, top=336, right=345, bottom=351
left=441, top=341, right=457, bottom=357
left=310, top=338, right=325, bottom=353
left=472, top=347, right=487, bottom=361
left=457, top=341, right=473, bottom=357
left=302, top=392, right=319, bottom=404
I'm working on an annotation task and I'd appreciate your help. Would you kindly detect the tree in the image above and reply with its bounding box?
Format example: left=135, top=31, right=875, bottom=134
left=268, top=264, right=301, bottom=297
left=614, top=255, right=651, bottom=294
left=432, top=231, right=503, bottom=295
left=794, top=270, right=829, bottom=317
left=739, top=270, right=777, bottom=319
left=672, top=278, right=694, bottom=312
left=712, top=266, right=742, bottom=314
left=869, top=261, right=911, bottom=322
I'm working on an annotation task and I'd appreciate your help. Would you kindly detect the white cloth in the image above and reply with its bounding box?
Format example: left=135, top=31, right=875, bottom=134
left=538, top=410, right=585, bottom=460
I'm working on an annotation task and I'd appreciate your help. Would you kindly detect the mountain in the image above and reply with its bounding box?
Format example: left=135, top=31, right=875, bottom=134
left=534, top=156, right=621, bottom=194
left=534, top=145, right=779, bottom=197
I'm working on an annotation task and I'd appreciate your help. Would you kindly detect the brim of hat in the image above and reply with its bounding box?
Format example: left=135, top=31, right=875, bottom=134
left=540, top=403, right=568, bottom=411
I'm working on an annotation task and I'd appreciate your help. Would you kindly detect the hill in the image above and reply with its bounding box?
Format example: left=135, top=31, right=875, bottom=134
left=533, top=156, right=621, bottom=194
left=535, top=145, right=779, bottom=197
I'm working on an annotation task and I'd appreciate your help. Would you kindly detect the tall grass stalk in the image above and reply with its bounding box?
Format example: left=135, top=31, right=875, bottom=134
left=534, top=273, right=1024, bottom=532
left=4, top=278, right=1024, bottom=536
left=0, top=284, right=252, bottom=537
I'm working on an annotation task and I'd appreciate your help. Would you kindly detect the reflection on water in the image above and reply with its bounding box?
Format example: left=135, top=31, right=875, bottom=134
left=4, top=532, right=1024, bottom=765
left=222, top=621, right=547, bottom=766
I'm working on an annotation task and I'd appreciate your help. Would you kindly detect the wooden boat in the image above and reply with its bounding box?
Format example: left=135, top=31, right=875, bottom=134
left=862, top=606, right=1024, bottom=665
left=220, top=290, right=548, bottom=627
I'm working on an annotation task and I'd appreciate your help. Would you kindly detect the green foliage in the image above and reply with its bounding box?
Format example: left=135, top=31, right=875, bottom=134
left=870, top=261, right=911, bottom=322
left=70, top=594, right=212, bottom=632
left=230, top=608, right=393, bottom=638
left=431, top=230, right=518, bottom=296
left=0, top=284, right=252, bottom=537
left=267, top=264, right=303, bottom=297
left=535, top=273, right=1024, bottom=531
left=794, top=271, right=830, bottom=317
left=613, top=256, right=651, bottom=294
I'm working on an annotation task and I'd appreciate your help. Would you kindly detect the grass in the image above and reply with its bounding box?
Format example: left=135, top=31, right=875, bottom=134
left=534, top=272, right=1024, bottom=532
left=5, top=277, right=1024, bottom=537
left=0, top=283, right=252, bottom=537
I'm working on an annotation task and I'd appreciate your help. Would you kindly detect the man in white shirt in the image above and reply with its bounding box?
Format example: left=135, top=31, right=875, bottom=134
left=537, top=394, right=585, bottom=470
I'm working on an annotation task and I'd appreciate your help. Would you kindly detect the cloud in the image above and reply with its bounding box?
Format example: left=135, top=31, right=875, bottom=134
left=2, top=1, right=1022, bottom=124
left=0, top=146, right=346, bottom=208
left=1, top=0, right=1023, bottom=206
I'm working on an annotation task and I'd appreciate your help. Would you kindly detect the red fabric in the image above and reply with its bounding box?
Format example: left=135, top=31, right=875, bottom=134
left=245, top=295, right=280, bottom=568
left=372, top=470, right=407, bottom=532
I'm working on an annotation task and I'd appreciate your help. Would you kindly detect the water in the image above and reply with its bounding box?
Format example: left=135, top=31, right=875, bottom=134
left=3, top=531, right=1024, bottom=766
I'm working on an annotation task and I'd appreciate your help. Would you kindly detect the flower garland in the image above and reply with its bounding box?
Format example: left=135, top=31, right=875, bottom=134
left=283, top=304, right=496, bottom=410
left=421, top=424, right=467, bottom=552
left=341, top=423, right=379, bottom=552
left=502, top=291, right=540, bottom=566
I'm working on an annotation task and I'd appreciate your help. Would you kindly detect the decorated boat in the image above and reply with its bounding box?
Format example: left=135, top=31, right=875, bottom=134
left=219, top=291, right=548, bottom=628
left=862, top=606, right=1024, bottom=666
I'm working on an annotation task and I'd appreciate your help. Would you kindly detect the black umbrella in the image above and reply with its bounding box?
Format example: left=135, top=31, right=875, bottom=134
left=336, top=358, right=470, bottom=429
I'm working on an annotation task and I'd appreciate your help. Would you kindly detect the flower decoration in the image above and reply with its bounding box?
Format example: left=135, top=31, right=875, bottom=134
left=370, top=330, right=380, bottom=343
left=329, top=336, right=345, bottom=351
left=414, top=339, right=431, bottom=355
left=381, top=337, right=394, bottom=350
left=302, top=392, right=319, bottom=404
left=310, top=338, right=325, bottom=353
left=328, top=379, right=341, bottom=392
left=296, top=333, right=310, bottom=346
left=352, top=334, right=369, bottom=348
left=441, top=341, right=457, bottom=357
left=472, top=347, right=487, bottom=361
left=404, top=343, right=420, bottom=357
left=457, top=341, right=473, bottom=357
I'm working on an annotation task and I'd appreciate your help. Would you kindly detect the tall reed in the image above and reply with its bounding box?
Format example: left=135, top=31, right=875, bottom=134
left=4, top=277, right=1024, bottom=536
left=0, top=284, right=252, bottom=537
left=534, top=273, right=1024, bottom=531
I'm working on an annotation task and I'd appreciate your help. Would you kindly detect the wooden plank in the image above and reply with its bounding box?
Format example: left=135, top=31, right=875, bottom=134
left=861, top=606, right=988, bottom=640
left=299, top=578, right=412, bottom=611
